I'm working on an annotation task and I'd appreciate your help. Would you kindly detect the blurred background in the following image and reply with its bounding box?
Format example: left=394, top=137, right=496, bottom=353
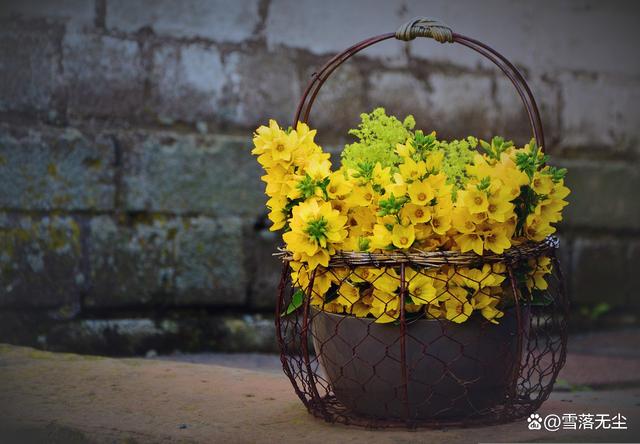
left=0, top=0, right=638, bottom=357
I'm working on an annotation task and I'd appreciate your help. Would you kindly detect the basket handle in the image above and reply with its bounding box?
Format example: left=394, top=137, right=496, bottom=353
left=293, top=17, right=545, bottom=151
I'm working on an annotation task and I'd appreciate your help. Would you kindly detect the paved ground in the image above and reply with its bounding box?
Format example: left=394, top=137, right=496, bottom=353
left=0, top=329, right=639, bottom=443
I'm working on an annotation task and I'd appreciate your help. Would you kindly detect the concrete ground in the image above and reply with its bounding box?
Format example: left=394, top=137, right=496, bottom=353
left=0, top=329, right=639, bottom=443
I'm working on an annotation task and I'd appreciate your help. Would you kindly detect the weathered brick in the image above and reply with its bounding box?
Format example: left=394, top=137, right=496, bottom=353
left=553, top=233, right=572, bottom=296
left=304, top=63, right=367, bottom=138
left=402, top=0, right=502, bottom=70
left=244, top=224, right=281, bottom=310
left=404, top=0, right=640, bottom=77
left=223, top=49, right=301, bottom=128
left=86, top=215, right=248, bottom=308
left=174, top=216, right=246, bottom=306
left=62, top=32, right=145, bottom=118
left=0, top=20, right=63, bottom=115
left=571, top=237, right=630, bottom=306
left=366, top=70, right=430, bottom=129
left=106, top=0, right=261, bottom=43
left=525, top=1, right=640, bottom=77
left=628, top=242, right=640, bottom=308
left=0, top=124, right=115, bottom=211
left=558, top=160, right=640, bottom=231
left=122, top=131, right=265, bottom=217
left=558, top=72, right=640, bottom=154
left=0, top=0, right=95, bottom=28
left=367, top=71, right=501, bottom=140
left=86, top=216, right=175, bottom=308
left=265, top=0, right=403, bottom=59
left=149, top=43, right=226, bottom=122
left=491, top=74, right=561, bottom=149
left=0, top=213, right=83, bottom=309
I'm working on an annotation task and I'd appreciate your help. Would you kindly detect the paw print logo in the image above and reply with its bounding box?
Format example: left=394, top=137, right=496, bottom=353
left=527, top=413, right=542, bottom=430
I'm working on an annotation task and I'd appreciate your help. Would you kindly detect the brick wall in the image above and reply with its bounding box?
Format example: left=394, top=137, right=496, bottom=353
left=1, top=0, right=639, bottom=346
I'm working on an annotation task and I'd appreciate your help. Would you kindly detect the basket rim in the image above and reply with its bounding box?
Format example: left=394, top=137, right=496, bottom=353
left=275, top=236, right=558, bottom=268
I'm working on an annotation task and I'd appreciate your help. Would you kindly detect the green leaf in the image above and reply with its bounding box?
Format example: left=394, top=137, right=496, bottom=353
left=324, top=284, right=340, bottom=304
left=282, top=289, right=305, bottom=316
left=590, top=303, right=610, bottom=320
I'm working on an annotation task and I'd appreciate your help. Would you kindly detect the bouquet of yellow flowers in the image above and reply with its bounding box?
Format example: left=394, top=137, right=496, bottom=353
left=252, top=108, right=569, bottom=325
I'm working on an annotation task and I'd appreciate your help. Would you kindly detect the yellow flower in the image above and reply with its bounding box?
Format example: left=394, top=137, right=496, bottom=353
left=266, top=195, right=287, bottom=231
left=291, top=263, right=333, bottom=302
left=348, top=300, right=372, bottom=318
left=283, top=199, right=348, bottom=269
left=425, top=301, right=445, bottom=319
left=346, top=183, right=376, bottom=207
left=526, top=256, right=552, bottom=291
left=304, top=154, right=332, bottom=182
left=414, top=223, right=434, bottom=242
left=326, top=171, right=352, bottom=199
left=461, top=188, right=489, bottom=214
left=371, top=268, right=400, bottom=293
left=455, top=233, right=483, bottom=255
left=406, top=268, right=437, bottom=304
left=251, top=119, right=285, bottom=156
left=370, top=224, right=393, bottom=250
left=372, top=163, right=393, bottom=187
left=408, top=180, right=434, bottom=206
left=524, top=214, right=555, bottom=242
left=444, top=289, right=473, bottom=323
left=452, top=207, right=476, bottom=234
left=486, top=189, right=514, bottom=223
left=395, top=141, right=415, bottom=159
left=430, top=209, right=452, bottom=236
left=335, top=281, right=360, bottom=307
left=454, top=264, right=501, bottom=290
left=399, top=157, right=425, bottom=182
left=392, top=224, right=415, bottom=249
left=330, top=199, right=349, bottom=215
left=425, top=150, right=444, bottom=172
left=473, top=293, right=504, bottom=324
left=470, top=211, right=488, bottom=224
left=386, top=173, right=408, bottom=197
left=401, top=203, right=431, bottom=225
left=350, top=267, right=384, bottom=284
left=370, top=289, right=400, bottom=323
left=550, top=181, right=570, bottom=200
left=531, top=172, right=554, bottom=195
left=482, top=224, right=512, bottom=254
left=347, top=206, right=376, bottom=237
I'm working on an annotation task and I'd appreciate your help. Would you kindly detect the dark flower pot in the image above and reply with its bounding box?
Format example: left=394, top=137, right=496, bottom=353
left=311, top=308, right=526, bottom=420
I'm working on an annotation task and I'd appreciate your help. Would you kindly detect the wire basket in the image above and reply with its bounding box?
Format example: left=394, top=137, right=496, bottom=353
left=275, top=17, right=568, bottom=428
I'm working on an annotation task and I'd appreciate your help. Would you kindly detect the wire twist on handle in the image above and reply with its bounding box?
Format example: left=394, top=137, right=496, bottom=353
left=395, top=17, right=453, bottom=43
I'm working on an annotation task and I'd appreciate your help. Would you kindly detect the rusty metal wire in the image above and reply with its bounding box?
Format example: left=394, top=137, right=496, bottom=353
left=275, top=237, right=558, bottom=268
left=275, top=240, right=568, bottom=427
left=278, top=18, right=565, bottom=428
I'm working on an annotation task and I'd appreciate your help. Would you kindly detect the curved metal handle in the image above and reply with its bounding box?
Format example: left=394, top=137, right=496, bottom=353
left=293, top=17, right=545, bottom=151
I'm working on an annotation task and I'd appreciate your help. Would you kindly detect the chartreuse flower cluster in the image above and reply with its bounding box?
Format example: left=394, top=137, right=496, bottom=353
left=252, top=108, right=569, bottom=325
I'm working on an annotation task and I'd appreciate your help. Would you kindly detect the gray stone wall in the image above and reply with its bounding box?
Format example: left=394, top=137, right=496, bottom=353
left=1, top=0, right=639, bottom=348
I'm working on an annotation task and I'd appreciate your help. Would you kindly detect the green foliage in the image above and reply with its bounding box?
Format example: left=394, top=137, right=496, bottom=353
left=282, top=289, right=304, bottom=316
left=515, top=139, right=547, bottom=180
left=479, top=136, right=513, bottom=160
left=436, top=138, right=477, bottom=193
left=377, top=193, right=408, bottom=217
left=580, top=303, right=611, bottom=321
left=513, top=185, right=541, bottom=235
left=476, top=177, right=491, bottom=192
left=357, top=236, right=371, bottom=252
left=341, top=108, right=415, bottom=171
left=412, top=130, right=438, bottom=154
left=547, top=166, right=567, bottom=183
left=296, top=174, right=329, bottom=200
